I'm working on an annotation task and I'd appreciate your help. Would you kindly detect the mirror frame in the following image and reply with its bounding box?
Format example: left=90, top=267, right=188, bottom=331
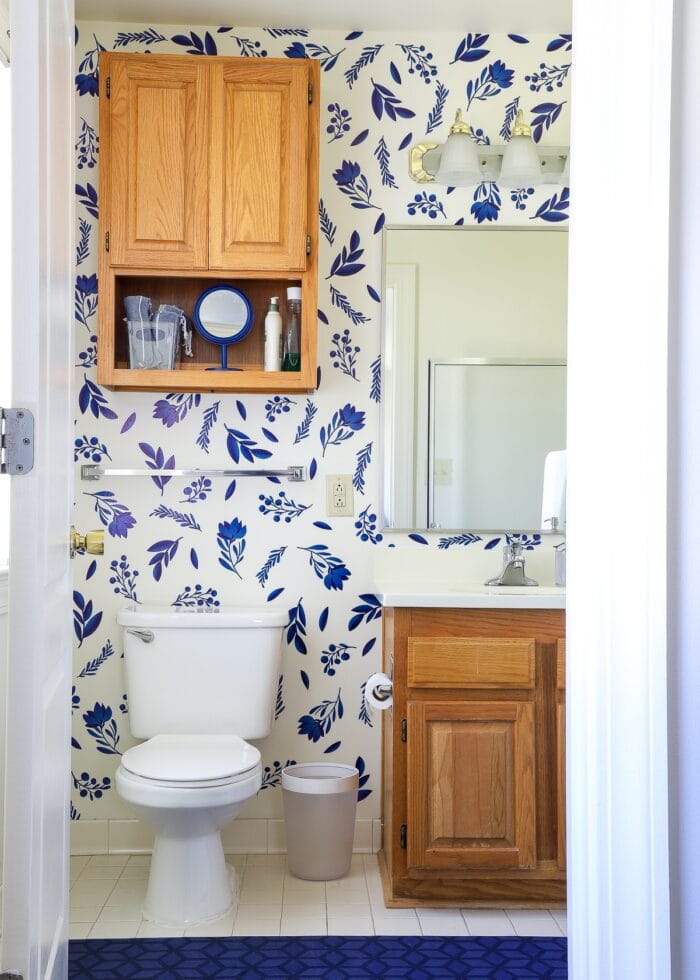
left=193, top=284, right=253, bottom=346
left=380, top=224, right=568, bottom=535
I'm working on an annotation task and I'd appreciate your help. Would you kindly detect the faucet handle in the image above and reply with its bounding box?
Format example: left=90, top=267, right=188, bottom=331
left=505, top=540, right=524, bottom=560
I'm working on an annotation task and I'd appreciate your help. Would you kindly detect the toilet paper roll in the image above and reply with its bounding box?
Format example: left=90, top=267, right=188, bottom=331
left=364, top=672, right=393, bottom=711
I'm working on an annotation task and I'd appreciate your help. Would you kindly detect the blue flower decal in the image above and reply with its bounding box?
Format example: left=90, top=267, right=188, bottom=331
left=217, top=518, right=247, bottom=577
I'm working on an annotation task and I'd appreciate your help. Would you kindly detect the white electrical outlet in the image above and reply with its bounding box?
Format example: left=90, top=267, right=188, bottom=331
left=326, top=474, right=354, bottom=516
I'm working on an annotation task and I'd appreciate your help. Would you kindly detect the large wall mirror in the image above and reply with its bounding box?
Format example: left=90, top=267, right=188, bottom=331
left=382, top=226, right=568, bottom=531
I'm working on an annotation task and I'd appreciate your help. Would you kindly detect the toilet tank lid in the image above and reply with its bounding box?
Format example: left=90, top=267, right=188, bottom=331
left=117, top=604, right=287, bottom=628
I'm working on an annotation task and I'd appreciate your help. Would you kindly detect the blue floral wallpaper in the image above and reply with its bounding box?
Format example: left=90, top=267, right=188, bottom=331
left=71, top=22, right=571, bottom=832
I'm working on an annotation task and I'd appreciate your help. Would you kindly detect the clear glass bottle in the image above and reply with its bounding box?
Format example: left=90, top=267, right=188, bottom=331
left=282, top=286, right=301, bottom=372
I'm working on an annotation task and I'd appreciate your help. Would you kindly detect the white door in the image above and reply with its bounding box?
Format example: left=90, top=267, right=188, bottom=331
left=1, top=0, right=75, bottom=976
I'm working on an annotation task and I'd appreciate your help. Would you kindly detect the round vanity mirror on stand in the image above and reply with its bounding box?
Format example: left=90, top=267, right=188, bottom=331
left=192, top=285, right=253, bottom=371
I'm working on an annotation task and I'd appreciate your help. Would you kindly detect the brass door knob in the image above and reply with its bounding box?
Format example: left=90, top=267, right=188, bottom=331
left=70, top=526, right=105, bottom=557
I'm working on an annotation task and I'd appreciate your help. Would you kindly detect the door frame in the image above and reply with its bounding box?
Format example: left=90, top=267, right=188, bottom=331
left=566, top=0, right=673, bottom=974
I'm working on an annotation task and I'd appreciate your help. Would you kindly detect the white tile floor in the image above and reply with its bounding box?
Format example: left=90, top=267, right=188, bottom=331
left=69, top=854, right=566, bottom=940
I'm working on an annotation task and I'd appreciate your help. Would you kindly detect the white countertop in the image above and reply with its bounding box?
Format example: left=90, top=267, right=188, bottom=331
left=376, top=583, right=565, bottom=609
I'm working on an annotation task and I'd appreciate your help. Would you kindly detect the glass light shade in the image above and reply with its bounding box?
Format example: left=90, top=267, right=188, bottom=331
left=498, top=134, right=544, bottom=188
left=435, top=131, right=482, bottom=186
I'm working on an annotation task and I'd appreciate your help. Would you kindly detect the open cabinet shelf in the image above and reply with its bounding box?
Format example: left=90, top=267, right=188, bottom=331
left=98, top=268, right=317, bottom=393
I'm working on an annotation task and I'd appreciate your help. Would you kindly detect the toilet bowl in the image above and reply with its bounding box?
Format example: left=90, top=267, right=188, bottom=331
left=115, top=605, right=285, bottom=925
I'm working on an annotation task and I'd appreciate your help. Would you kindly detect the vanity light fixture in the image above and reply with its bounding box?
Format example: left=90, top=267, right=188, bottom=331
left=409, top=106, right=569, bottom=188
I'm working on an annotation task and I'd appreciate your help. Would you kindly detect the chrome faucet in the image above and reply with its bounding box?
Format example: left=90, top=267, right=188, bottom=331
left=485, top=541, right=538, bottom=587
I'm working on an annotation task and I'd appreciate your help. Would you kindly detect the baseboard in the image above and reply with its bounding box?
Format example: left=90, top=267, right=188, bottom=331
left=70, top=817, right=383, bottom=856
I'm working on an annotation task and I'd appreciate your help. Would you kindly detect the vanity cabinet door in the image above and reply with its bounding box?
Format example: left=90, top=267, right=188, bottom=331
left=209, top=59, right=310, bottom=272
left=406, top=699, right=537, bottom=872
left=102, top=54, right=209, bottom=270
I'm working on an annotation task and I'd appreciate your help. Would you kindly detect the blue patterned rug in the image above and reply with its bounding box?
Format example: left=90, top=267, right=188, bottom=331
left=69, top=935, right=567, bottom=978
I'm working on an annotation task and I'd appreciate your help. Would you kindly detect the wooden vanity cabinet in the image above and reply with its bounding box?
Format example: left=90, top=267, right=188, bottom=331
left=97, top=52, right=319, bottom=392
left=381, top=606, right=566, bottom=907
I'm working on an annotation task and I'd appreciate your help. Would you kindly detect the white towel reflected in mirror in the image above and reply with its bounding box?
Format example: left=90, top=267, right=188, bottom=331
left=541, top=449, right=566, bottom=531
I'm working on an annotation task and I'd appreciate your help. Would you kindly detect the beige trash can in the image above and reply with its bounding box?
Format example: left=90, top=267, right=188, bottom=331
left=282, top=763, right=359, bottom=880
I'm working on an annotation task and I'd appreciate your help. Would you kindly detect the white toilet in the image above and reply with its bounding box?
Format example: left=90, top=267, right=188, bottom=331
left=115, top=604, right=285, bottom=926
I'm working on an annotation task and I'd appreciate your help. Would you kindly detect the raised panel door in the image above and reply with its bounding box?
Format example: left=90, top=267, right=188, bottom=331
left=102, top=53, right=208, bottom=269
left=407, top=700, right=537, bottom=872
left=209, top=59, right=309, bottom=271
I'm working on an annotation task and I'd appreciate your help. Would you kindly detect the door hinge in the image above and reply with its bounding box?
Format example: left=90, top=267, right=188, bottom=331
left=308, top=81, right=313, bottom=104
left=400, top=824, right=407, bottom=849
left=0, top=408, right=34, bottom=476
left=105, top=231, right=110, bottom=252
left=401, top=718, right=407, bottom=742
left=106, top=76, right=111, bottom=98
left=306, top=233, right=312, bottom=256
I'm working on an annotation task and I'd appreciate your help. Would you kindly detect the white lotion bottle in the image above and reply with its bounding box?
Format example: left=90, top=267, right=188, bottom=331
left=264, top=296, right=282, bottom=371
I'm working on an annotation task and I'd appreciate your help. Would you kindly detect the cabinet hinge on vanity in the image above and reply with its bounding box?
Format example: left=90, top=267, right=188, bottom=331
left=399, top=824, right=407, bottom=849
left=105, top=231, right=110, bottom=253
left=308, top=81, right=313, bottom=104
left=401, top=719, right=407, bottom=742
left=106, top=76, right=111, bottom=98
left=306, top=234, right=312, bottom=256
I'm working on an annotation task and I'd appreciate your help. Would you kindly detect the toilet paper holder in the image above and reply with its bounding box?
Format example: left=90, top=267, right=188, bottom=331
left=370, top=679, right=392, bottom=701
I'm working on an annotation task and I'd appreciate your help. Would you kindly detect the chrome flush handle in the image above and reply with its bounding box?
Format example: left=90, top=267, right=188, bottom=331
left=126, top=629, right=154, bottom=643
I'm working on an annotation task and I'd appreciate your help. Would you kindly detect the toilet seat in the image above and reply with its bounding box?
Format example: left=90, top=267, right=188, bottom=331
left=121, top=733, right=260, bottom=788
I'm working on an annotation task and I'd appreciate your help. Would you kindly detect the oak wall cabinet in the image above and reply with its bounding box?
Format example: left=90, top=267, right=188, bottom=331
left=97, top=52, right=320, bottom=393
left=381, top=606, right=566, bottom=907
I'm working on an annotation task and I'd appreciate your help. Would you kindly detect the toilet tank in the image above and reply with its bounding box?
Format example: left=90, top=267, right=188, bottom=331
left=117, top=605, right=286, bottom=740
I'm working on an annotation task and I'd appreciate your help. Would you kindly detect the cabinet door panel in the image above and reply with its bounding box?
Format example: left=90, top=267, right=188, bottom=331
left=407, top=700, right=536, bottom=872
left=105, top=55, right=208, bottom=269
left=209, top=60, right=309, bottom=271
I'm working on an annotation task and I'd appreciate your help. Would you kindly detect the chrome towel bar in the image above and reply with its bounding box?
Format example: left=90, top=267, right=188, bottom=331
left=81, top=464, right=306, bottom=482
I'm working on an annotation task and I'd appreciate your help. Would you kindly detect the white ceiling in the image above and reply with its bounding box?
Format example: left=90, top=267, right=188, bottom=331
left=76, top=0, right=572, bottom=34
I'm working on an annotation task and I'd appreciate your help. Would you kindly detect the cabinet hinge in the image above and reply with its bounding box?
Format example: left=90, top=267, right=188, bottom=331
left=105, top=231, right=110, bottom=253
left=306, top=234, right=312, bottom=256
left=401, top=718, right=407, bottom=742
left=308, top=81, right=313, bottom=104
left=106, top=76, right=110, bottom=98
left=399, top=824, right=407, bottom=849
left=0, top=408, right=34, bottom=476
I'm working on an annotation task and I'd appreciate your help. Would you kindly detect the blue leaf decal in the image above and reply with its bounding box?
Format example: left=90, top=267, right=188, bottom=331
left=485, top=537, right=502, bottom=550
left=345, top=31, right=363, bottom=40
left=86, top=560, right=97, bottom=581
left=236, top=400, right=247, bottom=420
left=120, top=412, right=136, bottom=434
left=362, top=638, right=377, bottom=657
left=261, top=427, right=279, bottom=443
left=508, top=33, right=529, bottom=43
left=313, top=521, right=332, bottom=530
left=319, top=607, right=329, bottom=631
left=309, top=458, right=318, bottom=480
left=190, top=547, right=199, bottom=568
left=324, top=741, right=342, bottom=754
left=268, top=587, right=284, bottom=601
left=374, top=212, right=385, bottom=234
left=409, top=533, right=429, bottom=545
left=398, top=132, right=413, bottom=151
left=225, top=479, right=236, bottom=500
left=367, top=285, right=381, bottom=303
left=300, top=670, right=310, bottom=690
left=351, top=128, right=369, bottom=146
left=389, top=61, right=401, bottom=84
